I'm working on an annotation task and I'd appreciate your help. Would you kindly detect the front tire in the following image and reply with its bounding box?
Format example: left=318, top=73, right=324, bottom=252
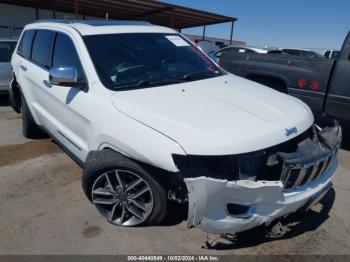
left=82, top=149, right=168, bottom=226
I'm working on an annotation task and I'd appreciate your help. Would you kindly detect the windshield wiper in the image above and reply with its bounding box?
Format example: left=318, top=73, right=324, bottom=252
left=114, top=80, right=151, bottom=90
left=114, top=72, right=220, bottom=90
left=182, top=71, right=218, bottom=81
left=115, top=78, right=184, bottom=90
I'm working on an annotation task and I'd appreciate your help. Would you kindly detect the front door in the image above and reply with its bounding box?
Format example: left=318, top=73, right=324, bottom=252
left=29, top=30, right=90, bottom=161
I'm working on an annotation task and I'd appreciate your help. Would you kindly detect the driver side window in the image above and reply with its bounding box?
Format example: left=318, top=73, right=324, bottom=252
left=52, top=32, right=83, bottom=80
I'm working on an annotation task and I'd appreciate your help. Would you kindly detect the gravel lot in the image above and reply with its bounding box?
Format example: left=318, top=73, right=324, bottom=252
left=0, top=95, right=350, bottom=255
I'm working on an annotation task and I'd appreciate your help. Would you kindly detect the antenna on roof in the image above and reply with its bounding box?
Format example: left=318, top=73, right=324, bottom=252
left=106, top=12, right=109, bottom=21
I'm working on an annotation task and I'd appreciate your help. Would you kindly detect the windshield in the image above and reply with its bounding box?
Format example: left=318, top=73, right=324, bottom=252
left=0, top=41, right=16, bottom=62
left=83, top=33, right=223, bottom=90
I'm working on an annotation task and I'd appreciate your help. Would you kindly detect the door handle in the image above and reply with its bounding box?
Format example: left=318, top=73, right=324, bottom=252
left=43, top=80, right=52, bottom=88
left=20, top=65, right=27, bottom=71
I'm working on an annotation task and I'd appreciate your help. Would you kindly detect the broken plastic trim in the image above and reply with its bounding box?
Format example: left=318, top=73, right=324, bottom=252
left=184, top=118, right=341, bottom=234
left=278, top=119, right=341, bottom=190
left=185, top=164, right=336, bottom=234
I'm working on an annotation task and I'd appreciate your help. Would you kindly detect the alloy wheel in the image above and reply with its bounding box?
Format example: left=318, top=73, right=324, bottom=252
left=91, top=169, right=154, bottom=226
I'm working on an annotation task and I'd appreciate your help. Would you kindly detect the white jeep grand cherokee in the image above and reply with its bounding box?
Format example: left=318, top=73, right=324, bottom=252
left=10, top=20, right=341, bottom=234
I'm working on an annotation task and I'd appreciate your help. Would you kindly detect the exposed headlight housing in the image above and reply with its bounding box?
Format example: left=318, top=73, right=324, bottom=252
left=172, top=154, right=238, bottom=180
left=172, top=127, right=314, bottom=182
left=172, top=150, right=271, bottom=181
left=236, top=151, right=266, bottom=181
left=173, top=119, right=340, bottom=189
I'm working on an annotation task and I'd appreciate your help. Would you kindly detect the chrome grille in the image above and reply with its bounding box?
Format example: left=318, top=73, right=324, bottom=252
left=281, top=149, right=338, bottom=190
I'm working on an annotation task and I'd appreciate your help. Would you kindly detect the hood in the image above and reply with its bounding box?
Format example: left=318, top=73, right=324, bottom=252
left=111, top=74, right=314, bottom=155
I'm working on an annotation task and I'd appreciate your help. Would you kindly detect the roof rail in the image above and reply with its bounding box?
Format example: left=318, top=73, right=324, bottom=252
left=35, top=19, right=72, bottom=24
left=34, top=19, right=152, bottom=26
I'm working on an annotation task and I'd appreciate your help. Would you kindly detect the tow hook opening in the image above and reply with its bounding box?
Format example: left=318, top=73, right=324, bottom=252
left=226, top=203, right=254, bottom=219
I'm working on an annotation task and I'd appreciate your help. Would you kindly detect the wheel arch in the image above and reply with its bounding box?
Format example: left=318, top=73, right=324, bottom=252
left=86, top=147, right=175, bottom=189
left=95, top=135, right=183, bottom=173
left=9, top=74, right=22, bottom=113
left=245, top=73, right=288, bottom=94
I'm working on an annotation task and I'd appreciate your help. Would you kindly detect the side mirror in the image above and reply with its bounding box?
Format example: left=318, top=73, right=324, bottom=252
left=49, top=66, right=80, bottom=87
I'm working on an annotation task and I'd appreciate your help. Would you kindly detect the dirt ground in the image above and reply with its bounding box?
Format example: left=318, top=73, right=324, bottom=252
left=0, top=95, right=350, bottom=255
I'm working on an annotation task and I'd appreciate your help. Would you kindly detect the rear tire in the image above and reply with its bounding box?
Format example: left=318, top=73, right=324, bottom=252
left=21, top=94, right=44, bottom=139
left=9, top=79, right=22, bottom=113
left=82, top=149, right=168, bottom=226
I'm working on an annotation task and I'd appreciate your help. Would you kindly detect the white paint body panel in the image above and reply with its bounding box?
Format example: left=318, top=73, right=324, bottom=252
left=185, top=159, right=337, bottom=234
left=112, top=74, right=313, bottom=155
left=12, top=22, right=332, bottom=235
left=12, top=21, right=314, bottom=170
left=12, top=23, right=186, bottom=172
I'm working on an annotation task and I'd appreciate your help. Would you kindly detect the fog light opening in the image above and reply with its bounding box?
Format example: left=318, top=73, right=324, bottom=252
left=226, top=203, right=254, bottom=219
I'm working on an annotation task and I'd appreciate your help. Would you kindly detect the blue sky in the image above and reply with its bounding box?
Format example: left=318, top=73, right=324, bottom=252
left=161, top=0, right=349, bottom=50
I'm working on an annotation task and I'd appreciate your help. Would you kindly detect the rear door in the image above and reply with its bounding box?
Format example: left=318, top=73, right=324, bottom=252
left=21, top=30, right=55, bottom=125
left=11, top=30, right=36, bottom=111
left=15, top=29, right=54, bottom=125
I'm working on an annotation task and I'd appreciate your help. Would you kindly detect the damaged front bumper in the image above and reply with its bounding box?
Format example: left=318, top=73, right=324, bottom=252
left=184, top=120, right=341, bottom=234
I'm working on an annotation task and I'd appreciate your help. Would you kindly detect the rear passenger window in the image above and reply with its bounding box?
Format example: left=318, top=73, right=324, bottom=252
left=222, top=48, right=233, bottom=56
left=31, top=30, right=55, bottom=68
left=231, top=48, right=240, bottom=53
left=283, top=49, right=301, bottom=56
left=18, top=30, right=35, bottom=59
left=300, top=50, right=314, bottom=58
left=52, top=33, right=83, bottom=80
